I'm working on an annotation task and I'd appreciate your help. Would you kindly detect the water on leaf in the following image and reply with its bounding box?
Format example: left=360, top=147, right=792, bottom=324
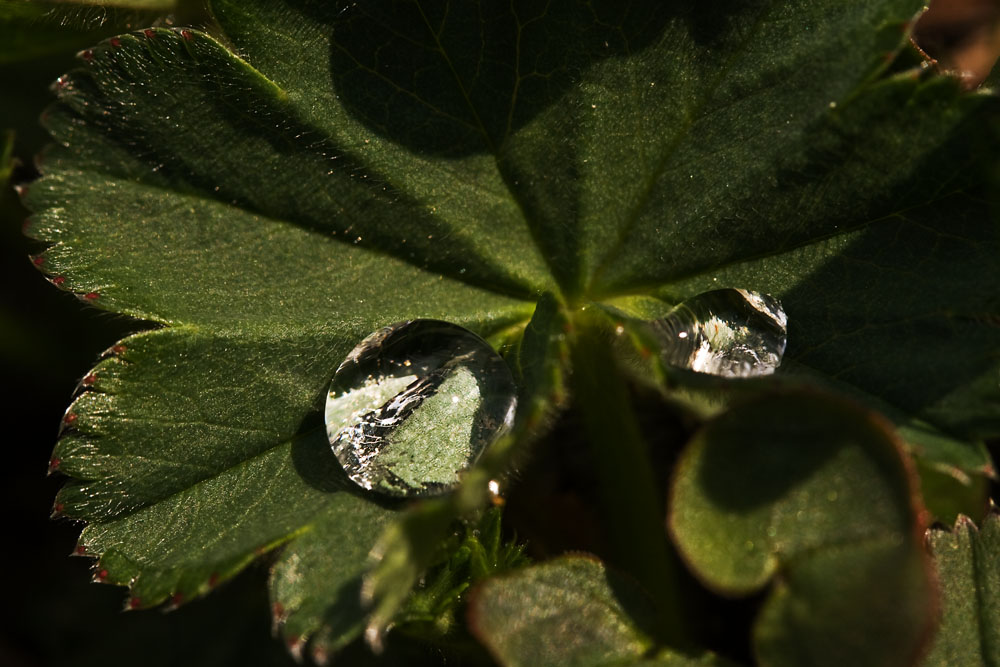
left=652, top=289, right=787, bottom=377
left=325, top=320, right=516, bottom=497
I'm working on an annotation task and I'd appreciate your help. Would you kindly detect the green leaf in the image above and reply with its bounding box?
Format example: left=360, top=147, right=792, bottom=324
left=923, top=512, right=1000, bottom=666
left=669, top=392, right=935, bottom=666
left=28, top=0, right=998, bottom=661
left=469, top=555, right=729, bottom=667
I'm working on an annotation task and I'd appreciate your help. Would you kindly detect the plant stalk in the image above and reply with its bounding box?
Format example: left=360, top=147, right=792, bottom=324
left=569, top=317, right=691, bottom=648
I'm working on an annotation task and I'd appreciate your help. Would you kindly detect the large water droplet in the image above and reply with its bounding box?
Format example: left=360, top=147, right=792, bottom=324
left=325, top=320, right=516, bottom=497
left=652, top=289, right=787, bottom=377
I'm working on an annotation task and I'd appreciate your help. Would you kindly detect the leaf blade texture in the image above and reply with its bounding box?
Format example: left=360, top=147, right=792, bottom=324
left=26, top=0, right=999, bottom=659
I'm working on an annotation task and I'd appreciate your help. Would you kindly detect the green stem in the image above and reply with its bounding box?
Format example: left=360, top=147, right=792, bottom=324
left=569, top=316, right=690, bottom=647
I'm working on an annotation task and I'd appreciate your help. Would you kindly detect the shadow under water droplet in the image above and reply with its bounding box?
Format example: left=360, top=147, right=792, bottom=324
left=290, top=414, right=353, bottom=494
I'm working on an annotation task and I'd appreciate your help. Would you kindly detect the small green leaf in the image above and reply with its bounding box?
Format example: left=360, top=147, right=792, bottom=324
left=669, top=392, right=935, bottom=666
left=468, top=555, right=729, bottom=667
left=923, top=512, right=1000, bottom=666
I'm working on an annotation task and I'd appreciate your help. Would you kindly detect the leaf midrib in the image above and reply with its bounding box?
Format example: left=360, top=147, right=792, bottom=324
left=584, top=3, right=775, bottom=295
left=591, top=179, right=987, bottom=301
left=405, top=0, right=574, bottom=300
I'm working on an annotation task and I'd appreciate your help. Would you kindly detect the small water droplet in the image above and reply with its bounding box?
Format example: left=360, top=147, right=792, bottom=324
left=652, top=289, right=787, bottom=377
left=325, top=320, right=517, bottom=497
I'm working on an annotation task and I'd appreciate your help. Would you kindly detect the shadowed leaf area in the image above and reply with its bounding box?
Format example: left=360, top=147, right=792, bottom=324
left=21, top=0, right=1000, bottom=662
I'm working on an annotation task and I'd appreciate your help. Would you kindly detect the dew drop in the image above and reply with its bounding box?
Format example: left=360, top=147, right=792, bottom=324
left=325, top=320, right=516, bottom=497
left=652, top=288, right=787, bottom=377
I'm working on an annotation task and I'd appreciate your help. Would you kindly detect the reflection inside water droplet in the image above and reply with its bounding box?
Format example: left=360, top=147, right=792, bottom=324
left=325, top=320, right=517, bottom=497
left=652, top=289, right=787, bottom=377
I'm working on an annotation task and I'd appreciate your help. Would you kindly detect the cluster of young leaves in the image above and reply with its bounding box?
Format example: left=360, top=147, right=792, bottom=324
left=394, top=508, right=528, bottom=641
left=21, top=0, right=1000, bottom=664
